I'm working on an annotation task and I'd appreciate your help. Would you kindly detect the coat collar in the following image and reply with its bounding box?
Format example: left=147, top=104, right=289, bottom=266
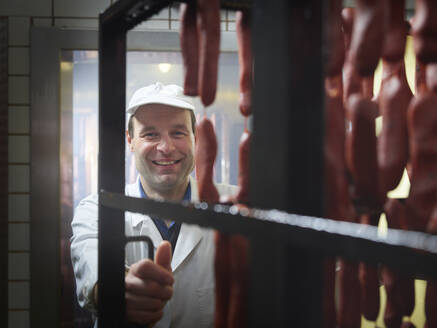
left=126, top=176, right=202, bottom=271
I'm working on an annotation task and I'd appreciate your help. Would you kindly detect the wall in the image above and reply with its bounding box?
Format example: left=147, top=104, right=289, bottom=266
left=0, top=1, right=236, bottom=327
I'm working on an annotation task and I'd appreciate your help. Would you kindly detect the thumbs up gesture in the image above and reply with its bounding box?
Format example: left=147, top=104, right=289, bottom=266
left=125, top=241, right=174, bottom=325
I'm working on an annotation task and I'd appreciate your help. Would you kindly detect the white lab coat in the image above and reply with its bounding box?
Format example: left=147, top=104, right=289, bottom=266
left=70, top=176, right=237, bottom=328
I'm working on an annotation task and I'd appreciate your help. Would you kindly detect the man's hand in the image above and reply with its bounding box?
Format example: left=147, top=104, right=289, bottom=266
left=125, top=241, right=174, bottom=325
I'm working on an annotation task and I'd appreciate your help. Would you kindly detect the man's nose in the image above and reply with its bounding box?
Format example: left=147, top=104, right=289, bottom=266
left=157, top=136, right=175, bottom=153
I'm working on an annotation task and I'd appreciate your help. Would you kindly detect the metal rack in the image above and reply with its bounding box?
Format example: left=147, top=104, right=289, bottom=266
left=98, top=0, right=437, bottom=327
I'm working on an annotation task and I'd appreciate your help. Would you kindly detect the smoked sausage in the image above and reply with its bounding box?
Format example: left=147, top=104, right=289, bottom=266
left=180, top=3, right=199, bottom=96
left=345, top=94, right=382, bottom=213
left=324, top=0, right=345, bottom=77
left=195, top=116, right=220, bottom=203
left=377, top=61, right=412, bottom=194
left=383, top=199, right=415, bottom=328
left=382, top=0, right=407, bottom=62
left=197, top=0, right=220, bottom=107
left=236, top=11, right=252, bottom=117
left=406, top=92, right=437, bottom=231
left=411, top=0, right=437, bottom=63
left=348, top=0, right=387, bottom=76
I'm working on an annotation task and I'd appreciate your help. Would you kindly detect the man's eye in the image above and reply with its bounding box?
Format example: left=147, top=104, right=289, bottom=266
left=142, top=132, right=158, bottom=138
left=173, top=131, right=186, bottom=137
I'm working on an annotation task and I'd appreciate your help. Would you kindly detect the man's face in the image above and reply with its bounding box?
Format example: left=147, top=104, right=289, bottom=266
left=127, top=104, right=195, bottom=195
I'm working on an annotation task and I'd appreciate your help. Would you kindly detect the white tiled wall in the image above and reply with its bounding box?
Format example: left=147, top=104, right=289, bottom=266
left=2, top=0, right=236, bottom=327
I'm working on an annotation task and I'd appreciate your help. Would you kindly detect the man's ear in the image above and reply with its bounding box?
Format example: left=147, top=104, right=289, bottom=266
left=126, top=130, right=134, bottom=152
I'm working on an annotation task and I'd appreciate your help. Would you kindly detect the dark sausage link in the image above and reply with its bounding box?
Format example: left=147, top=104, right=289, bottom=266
left=406, top=93, right=437, bottom=231
left=349, top=0, right=388, bottom=76
left=382, top=0, right=407, bottom=62
left=236, top=11, right=252, bottom=117
left=195, top=116, right=220, bottom=203
left=197, top=0, right=220, bottom=107
left=345, top=94, right=383, bottom=213
left=180, top=2, right=199, bottom=96
left=324, top=0, right=345, bottom=77
left=411, top=0, right=437, bottom=64
left=377, top=61, right=412, bottom=194
left=383, top=199, right=415, bottom=328
left=358, top=214, right=380, bottom=321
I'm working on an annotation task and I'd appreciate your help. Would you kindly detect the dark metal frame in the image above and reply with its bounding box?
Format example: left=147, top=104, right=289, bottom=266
left=98, top=1, right=437, bottom=327
left=0, top=17, right=8, bottom=328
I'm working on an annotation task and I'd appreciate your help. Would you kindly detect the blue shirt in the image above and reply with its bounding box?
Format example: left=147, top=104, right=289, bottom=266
left=138, top=180, right=191, bottom=252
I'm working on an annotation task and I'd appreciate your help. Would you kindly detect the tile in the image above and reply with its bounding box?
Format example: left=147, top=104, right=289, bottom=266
left=54, top=18, right=98, bottom=29
left=54, top=0, right=111, bottom=17
left=220, top=9, right=227, bottom=21
left=8, top=17, right=30, bottom=46
left=8, top=223, right=30, bottom=251
left=227, top=10, right=236, bottom=21
left=8, top=47, right=29, bottom=75
left=228, top=22, right=236, bottom=32
left=170, top=20, right=180, bottom=31
left=221, top=22, right=227, bottom=32
left=153, top=6, right=169, bottom=20
left=0, top=0, right=51, bottom=16
left=8, top=282, right=30, bottom=309
left=8, top=106, right=29, bottom=134
left=31, top=18, right=52, bottom=27
left=170, top=3, right=179, bottom=20
left=8, top=194, right=30, bottom=222
left=8, top=253, right=30, bottom=280
left=8, top=311, right=29, bottom=328
left=8, top=76, right=29, bottom=104
left=8, top=165, right=30, bottom=192
left=8, top=136, right=30, bottom=163
left=132, top=20, right=169, bottom=31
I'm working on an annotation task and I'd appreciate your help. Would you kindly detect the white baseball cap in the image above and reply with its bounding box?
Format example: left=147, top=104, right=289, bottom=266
left=126, top=82, right=195, bottom=115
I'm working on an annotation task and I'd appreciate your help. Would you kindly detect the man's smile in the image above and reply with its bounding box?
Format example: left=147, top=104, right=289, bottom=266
left=152, top=159, right=182, bottom=166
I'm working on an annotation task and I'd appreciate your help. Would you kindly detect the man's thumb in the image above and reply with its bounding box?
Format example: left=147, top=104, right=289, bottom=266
left=155, top=241, right=172, bottom=271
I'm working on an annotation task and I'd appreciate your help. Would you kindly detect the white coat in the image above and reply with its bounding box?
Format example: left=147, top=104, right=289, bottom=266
left=70, top=176, right=237, bottom=328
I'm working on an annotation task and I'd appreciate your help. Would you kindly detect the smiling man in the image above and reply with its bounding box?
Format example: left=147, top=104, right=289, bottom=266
left=70, top=82, right=236, bottom=328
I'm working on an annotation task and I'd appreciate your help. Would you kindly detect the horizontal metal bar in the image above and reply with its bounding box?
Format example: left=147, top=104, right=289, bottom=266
left=100, top=190, right=437, bottom=279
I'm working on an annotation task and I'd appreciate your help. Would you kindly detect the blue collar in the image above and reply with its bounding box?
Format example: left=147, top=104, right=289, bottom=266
left=138, top=179, right=191, bottom=228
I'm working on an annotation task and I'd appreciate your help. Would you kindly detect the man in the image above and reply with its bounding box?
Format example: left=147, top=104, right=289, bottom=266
left=71, top=82, right=236, bottom=327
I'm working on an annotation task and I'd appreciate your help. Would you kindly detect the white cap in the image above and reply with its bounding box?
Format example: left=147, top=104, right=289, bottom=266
left=126, top=82, right=195, bottom=115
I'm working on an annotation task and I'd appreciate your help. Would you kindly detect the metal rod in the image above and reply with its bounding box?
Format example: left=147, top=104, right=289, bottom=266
left=100, top=191, right=437, bottom=279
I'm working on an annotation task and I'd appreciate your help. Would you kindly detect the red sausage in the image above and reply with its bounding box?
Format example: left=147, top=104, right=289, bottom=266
left=214, top=232, right=230, bottom=328
left=235, top=128, right=251, bottom=204
left=383, top=199, right=415, bottom=328
left=197, top=0, right=220, bottom=107
left=324, top=0, right=345, bottom=77
left=426, top=63, right=437, bottom=93
left=180, top=3, right=199, bottom=96
left=382, top=0, right=407, bottom=62
left=411, top=0, right=437, bottom=64
left=337, top=259, right=361, bottom=328
left=195, top=116, right=230, bottom=328
left=345, top=94, right=383, bottom=213
left=348, top=0, right=388, bottom=76
left=195, top=116, right=220, bottom=203
left=358, top=214, right=380, bottom=321
left=342, top=8, right=364, bottom=102
left=236, top=11, right=252, bottom=117
left=227, top=233, right=248, bottom=328
left=406, top=92, right=437, bottom=231
left=377, top=61, right=412, bottom=194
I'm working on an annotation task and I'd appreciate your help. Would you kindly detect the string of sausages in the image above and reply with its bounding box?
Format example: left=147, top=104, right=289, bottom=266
left=323, top=0, right=437, bottom=327
left=180, top=2, right=252, bottom=327
left=180, top=0, right=437, bottom=326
